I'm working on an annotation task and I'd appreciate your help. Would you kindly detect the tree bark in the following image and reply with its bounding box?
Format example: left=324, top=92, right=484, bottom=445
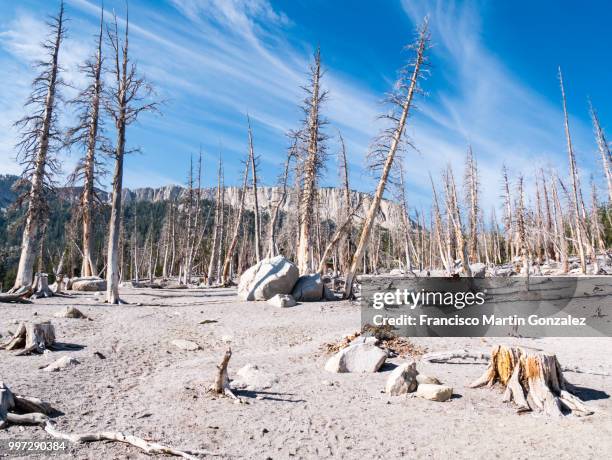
left=344, top=21, right=428, bottom=297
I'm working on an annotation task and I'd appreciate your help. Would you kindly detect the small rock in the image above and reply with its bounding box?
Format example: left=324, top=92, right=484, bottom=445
left=385, top=361, right=418, bottom=395
left=325, top=343, right=387, bottom=373
left=416, top=374, right=442, bottom=385
left=171, top=339, right=200, bottom=351
left=469, top=263, right=486, bottom=278
left=267, top=294, right=296, bottom=308
left=54, top=306, right=88, bottom=319
left=232, top=364, right=278, bottom=391
left=41, top=356, right=80, bottom=372
left=321, top=380, right=334, bottom=386
left=415, top=384, right=453, bottom=402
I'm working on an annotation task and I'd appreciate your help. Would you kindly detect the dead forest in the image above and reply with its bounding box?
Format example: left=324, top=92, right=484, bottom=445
left=1, top=3, right=612, bottom=304
left=1, top=3, right=612, bottom=458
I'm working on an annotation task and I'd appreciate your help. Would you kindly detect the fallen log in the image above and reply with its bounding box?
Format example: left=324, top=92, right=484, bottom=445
left=469, top=345, right=593, bottom=416
left=0, top=381, right=207, bottom=459
left=0, top=293, right=32, bottom=304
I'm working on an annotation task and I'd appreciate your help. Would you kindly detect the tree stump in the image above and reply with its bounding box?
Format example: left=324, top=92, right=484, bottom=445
left=470, top=345, right=593, bottom=416
left=32, top=273, right=53, bottom=299
left=0, top=322, right=56, bottom=355
left=210, top=348, right=239, bottom=400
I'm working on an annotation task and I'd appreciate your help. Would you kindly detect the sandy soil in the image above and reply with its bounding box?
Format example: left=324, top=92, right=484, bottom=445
left=0, top=286, right=611, bottom=459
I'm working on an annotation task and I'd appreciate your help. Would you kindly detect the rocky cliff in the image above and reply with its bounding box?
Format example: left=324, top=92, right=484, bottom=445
left=121, top=185, right=404, bottom=230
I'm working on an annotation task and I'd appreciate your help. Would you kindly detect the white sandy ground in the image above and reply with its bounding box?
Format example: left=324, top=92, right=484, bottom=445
left=0, top=287, right=611, bottom=459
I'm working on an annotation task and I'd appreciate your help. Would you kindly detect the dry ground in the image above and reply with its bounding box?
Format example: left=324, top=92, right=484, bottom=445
left=0, top=286, right=611, bottom=459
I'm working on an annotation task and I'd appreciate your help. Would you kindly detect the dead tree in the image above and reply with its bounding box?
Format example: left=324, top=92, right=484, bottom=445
left=207, top=157, right=223, bottom=285
left=337, top=131, right=354, bottom=274
left=589, top=101, right=612, bottom=205
left=501, top=165, right=514, bottom=262
left=10, top=2, right=66, bottom=293
left=344, top=19, right=429, bottom=297
left=430, top=174, right=451, bottom=273
left=516, top=176, right=530, bottom=274
left=445, top=166, right=472, bottom=276
left=558, top=68, right=587, bottom=273
left=464, top=146, right=480, bottom=262
left=397, top=162, right=416, bottom=272
left=551, top=175, right=569, bottom=273
left=297, top=48, right=328, bottom=274
left=589, top=177, right=606, bottom=256
left=247, top=116, right=262, bottom=263
left=66, top=7, right=105, bottom=278
left=222, top=157, right=250, bottom=284
left=105, top=8, right=158, bottom=304
left=267, top=136, right=295, bottom=258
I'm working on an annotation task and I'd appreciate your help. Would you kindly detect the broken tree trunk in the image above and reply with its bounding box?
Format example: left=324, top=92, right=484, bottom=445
left=210, top=348, right=238, bottom=400
left=1, top=322, right=56, bottom=355
left=32, top=273, right=54, bottom=299
left=470, top=345, right=593, bottom=416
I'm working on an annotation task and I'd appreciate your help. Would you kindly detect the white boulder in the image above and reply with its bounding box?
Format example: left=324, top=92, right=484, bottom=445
left=72, top=277, right=107, bottom=292
left=231, top=364, right=278, bottom=391
left=325, top=343, right=387, bottom=373
left=292, top=274, right=324, bottom=302
left=238, top=256, right=299, bottom=301
left=416, top=374, right=442, bottom=385
left=267, top=294, right=296, bottom=308
left=385, top=361, right=418, bottom=395
left=416, top=384, right=453, bottom=402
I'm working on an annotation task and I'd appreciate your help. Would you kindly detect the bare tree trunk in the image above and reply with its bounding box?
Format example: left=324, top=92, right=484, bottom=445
left=207, top=157, right=222, bottom=285
left=559, top=68, right=587, bottom=274
left=551, top=176, right=569, bottom=273
left=344, top=20, right=429, bottom=297
left=590, top=102, right=612, bottom=205
left=267, top=143, right=294, bottom=258
left=502, top=165, right=514, bottom=263
left=465, top=146, right=479, bottom=263
left=247, top=117, right=261, bottom=264
left=105, top=9, right=158, bottom=304
left=337, top=132, right=353, bottom=274
left=222, top=158, right=249, bottom=284
left=297, top=48, right=326, bottom=275
left=76, top=10, right=104, bottom=278
left=445, top=167, right=472, bottom=276
left=12, top=4, right=65, bottom=292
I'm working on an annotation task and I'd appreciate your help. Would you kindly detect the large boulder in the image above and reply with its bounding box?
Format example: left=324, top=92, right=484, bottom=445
left=238, top=256, right=299, bottom=301
left=72, top=277, right=106, bottom=292
left=292, top=274, right=324, bottom=302
left=385, top=360, right=418, bottom=395
left=325, top=343, right=387, bottom=373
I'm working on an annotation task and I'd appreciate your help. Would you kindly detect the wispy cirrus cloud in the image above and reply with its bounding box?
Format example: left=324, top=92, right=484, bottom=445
left=399, top=0, right=598, bottom=211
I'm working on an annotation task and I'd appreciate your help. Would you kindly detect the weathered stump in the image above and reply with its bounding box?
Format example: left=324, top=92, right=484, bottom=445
left=32, top=273, right=53, bottom=299
left=0, top=322, right=56, bottom=355
left=470, top=345, right=593, bottom=416
left=210, top=348, right=239, bottom=400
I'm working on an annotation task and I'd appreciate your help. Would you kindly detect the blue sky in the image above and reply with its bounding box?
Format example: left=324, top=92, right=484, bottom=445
left=0, top=0, right=610, bottom=212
